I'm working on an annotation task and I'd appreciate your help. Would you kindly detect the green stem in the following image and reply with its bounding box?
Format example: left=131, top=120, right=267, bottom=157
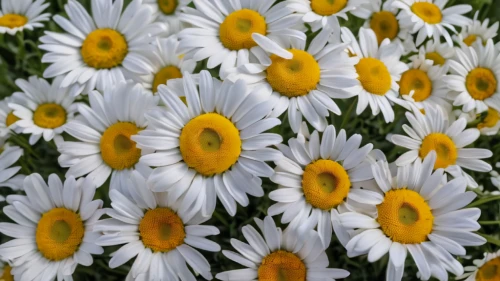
left=479, top=233, right=500, bottom=247
left=479, top=221, right=500, bottom=225
left=468, top=195, right=500, bottom=208
left=340, top=97, right=357, bottom=129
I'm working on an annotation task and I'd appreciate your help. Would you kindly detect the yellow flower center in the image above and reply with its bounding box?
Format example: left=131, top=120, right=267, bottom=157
left=36, top=208, right=85, bottom=261
left=399, top=69, right=433, bottom=102
left=463, top=34, right=478, bottom=46
left=425, top=52, right=446, bottom=66
left=139, top=208, right=185, bottom=252
left=179, top=113, right=241, bottom=176
left=466, top=68, right=497, bottom=101
left=0, top=265, right=13, bottom=281
left=411, top=2, right=443, bottom=24
left=152, top=66, right=183, bottom=93
left=5, top=112, right=19, bottom=127
left=377, top=189, right=433, bottom=244
left=33, top=103, right=67, bottom=129
left=370, top=11, right=399, bottom=44
left=219, top=9, right=267, bottom=51
left=419, top=133, right=457, bottom=170
left=157, top=0, right=177, bottom=15
left=478, top=108, right=500, bottom=129
left=258, top=250, right=306, bottom=281
left=310, top=0, right=348, bottom=16
left=355, top=57, right=392, bottom=96
left=301, top=159, right=351, bottom=210
left=0, top=14, right=28, bottom=28
left=477, top=257, right=500, bottom=281
left=81, top=29, right=128, bottom=69
left=100, top=122, right=141, bottom=170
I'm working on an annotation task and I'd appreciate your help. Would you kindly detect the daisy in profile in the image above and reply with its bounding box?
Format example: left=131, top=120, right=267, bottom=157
left=0, top=142, right=25, bottom=198
left=456, top=11, right=499, bottom=47
left=393, top=0, right=472, bottom=46
left=391, top=106, right=492, bottom=188
left=0, top=0, right=50, bottom=35
left=340, top=154, right=486, bottom=281
left=133, top=71, right=283, bottom=216
left=215, top=216, right=350, bottom=281
left=39, top=0, right=166, bottom=94
left=58, top=80, right=159, bottom=189
left=95, top=171, right=220, bottom=281
left=458, top=250, right=500, bottom=281
left=177, top=0, right=302, bottom=77
left=0, top=174, right=104, bottom=281
left=342, top=27, right=409, bottom=123
left=411, top=39, right=455, bottom=67
left=8, top=76, right=78, bottom=145
left=143, top=0, right=190, bottom=35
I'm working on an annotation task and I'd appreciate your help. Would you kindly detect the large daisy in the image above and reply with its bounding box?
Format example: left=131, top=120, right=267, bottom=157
left=39, top=0, right=166, bottom=94
left=95, top=171, right=220, bottom=281
left=58, top=80, right=159, bottom=189
left=0, top=0, right=50, bottom=35
left=0, top=143, right=25, bottom=199
left=458, top=250, right=500, bottom=281
left=215, top=216, right=351, bottom=281
left=456, top=11, right=499, bottom=47
left=0, top=174, right=104, bottom=281
left=132, top=71, right=283, bottom=217
left=143, top=0, right=191, bottom=35
left=411, top=39, right=455, bottom=68
left=340, top=153, right=486, bottom=281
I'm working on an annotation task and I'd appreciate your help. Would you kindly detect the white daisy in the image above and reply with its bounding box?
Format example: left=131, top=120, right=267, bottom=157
left=0, top=173, right=104, bottom=281
left=411, top=39, right=455, bottom=68
left=94, top=171, right=220, bottom=281
left=143, top=0, right=191, bottom=35
left=456, top=107, right=500, bottom=136
left=0, top=142, right=25, bottom=197
left=456, top=11, right=499, bottom=47
left=132, top=71, right=283, bottom=217
left=391, top=105, right=492, bottom=188
left=58, top=80, right=159, bottom=189
left=177, top=0, right=302, bottom=78
left=0, top=95, right=25, bottom=138
left=393, top=0, right=472, bottom=47
left=340, top=153, right=486, bottom=281
left=458, top=250, right=500, bottom=281
left=0, top=0, right=50, bottom=35
left=39, top=0, right=166, bottom=95
left=215, top=216, right=351, bottom=281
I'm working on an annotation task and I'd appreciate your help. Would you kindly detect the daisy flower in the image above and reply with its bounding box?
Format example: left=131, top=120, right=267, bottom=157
left=342, top=27, right=409, bottom=123
left=95, top=171, right=220, bottom=281
left=393, top=0, right=472, bottom=47
left=340, top=153, right=486, bottom=281
left=0, top=142, right=25, bottom=197
left=177, top=0, right=302, bottom=78
left=132, top=71, right=283, bottom=217
left=411, top=39, right=455, bottom=68
left=391, top=106, right=492, bottom=188
left=456, top=11, right=499, bottom=47
left=0, top=173, right=104, bottom=281
left=456, top=107, right=500, bottom=136
left=458, top=250, right=500, bottom=281
left=0, top=96, right=25, bottom=137
left=8, top=76, right=78, bottom=145
left=58, top=80, right=159, bottom=189
left=39, top=0, right=166, bottom=95
left=143, top=0, right=191, bottom=35
left=215, top=216, right=350, bottom=281
left=0, top=0, right=50, bottom=35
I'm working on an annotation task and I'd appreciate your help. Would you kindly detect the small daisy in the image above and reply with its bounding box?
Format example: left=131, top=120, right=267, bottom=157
left=143, top=0, right=191, bottom=35
left=391, top=106, right=492, bottom=188
left=58, top=80, right=159, bottom=189
left=0, top=96, right=25, bottom=137
left=215, top=216, right=350, bottom=281
left=95, top=171, right=220, bottom=281
left=340, top=153, right=486, bottom=281
left=411, top=39, right=455, bottom=68
left=456, top=11, right=499, bottom=47
left=177, top=0, right=302, bottom=78
left=132, top=71, right=283, bottom=217
left=393, top=0, right=472, bottom=46
left=0, top=142, right=25, bottom=197
left=342, top=27, right=409, bottom=123
left=0, top=0, right=50, bottom=35
left=0, top=173, right=104, bottom=281
left=458, top=250, right=500, bottom=280
left=39, top=0, right=166, bottom=94
left=0, top=260, right=13, bottom=281
left=457, top=107, right=500, bottom=136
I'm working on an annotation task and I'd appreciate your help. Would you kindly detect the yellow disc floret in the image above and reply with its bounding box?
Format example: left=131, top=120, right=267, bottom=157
left=466, top=68, right=498, bottom=101
left=419, top=133, right=458, bottom=170
left=258, top=250, right=306, bottom=281
left=153, top=66, right=183, bottom=93
left=5, top=112, right=19, bottom=127
left=411, top=2, right=443, bottom=24
left=478, top=108, right=500, bottom=130
left=0, top=14, right=28, bottom=28
left=157, top=0, right=178, bottom=15
left=399, top=69, right=433, bottom=102
left=425, top=52, right=446, bottom=66
left=219, top=9, right=267, bottom=51
left=81, top=29, right=128, bottom=69
left=464, top=34, right=478, bottom=47
left=0, top=265, right=13, bottom=281
left=100, top=122, right=141, bottom=170
left=33, top=103, right=67, bottom=129
left=476, top=257, right=500, bottom=281
left=356, top=58, right=392, bottom=96
left=139, top=208, right=185, bottom=252
left=310, top=0, right=347, bottom=16
left=370, top=11, right=399, bottom=44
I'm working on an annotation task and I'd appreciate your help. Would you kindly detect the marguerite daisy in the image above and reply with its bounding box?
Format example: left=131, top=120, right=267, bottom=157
left=411, top=39, right=455, bottom=68
left=58, top=80, right=159, bottom=189
left=95, top=171, right=220, bottom=281
left=456, top=107, right=500, bottom=136
left=143, top=0, right=191, bottom=35
left=456, top=11, right=499, bottom=47
left=0, top=96, right=24, bottom=137
left=215, top=216, right=351, bottom=281
left=132, top=71, right=283, bottom=217
left=0, top=174, right=104, bottom=281
left=0, top=0, right=50, bottom=35
left=458, top=250, right=500, bottom=281
left=340, top=153, right=486, bottom=281
left=0, top=143, right=25, bottom=196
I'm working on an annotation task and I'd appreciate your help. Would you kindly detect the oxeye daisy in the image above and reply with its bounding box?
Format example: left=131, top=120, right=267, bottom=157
left=0, top=174, right=104, bottom=281
left=456, top=11, right=499, bottom=47
left=95, top=171, right=220, bottom=281
left=58, top=80, right=159, bottom=189
left=391, top=106, right=492, bottom=188
left=132, top=71, right=283, bottom=217
left=458, top=250, right=500, bottom=281
left=457, top=107, right=500, bottom=136
left=177, top=0, right=302, bottom=78
left=215, top=216, right=350, bottom=281
left=0, top=96, right=25, bottom=137
left=340, top=154, right=486, bottom=281
left=143, top=0, right=190, bottom=35
left=341, top=27, right=409, bottom=123
left=39, top=0, right=166, bottom=94
left=0, top=0, right=50, bottom=35
left=393, top=0, right=472, bottom=47
left=411, top=39, right=455, bottom=68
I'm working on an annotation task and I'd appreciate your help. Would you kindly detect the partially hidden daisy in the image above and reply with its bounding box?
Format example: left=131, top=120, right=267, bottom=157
left=0, top=96, right=25, bottom=138
left=340, top=153, right=486, bottom=281
left=215, top=216, right=350, bottom=281
left=39, top=0, right=166, bottom=94
left=411, top=39, right=455, bottom=68
left=132, top=71, right=283, bottom=217
left=0, top=173, right=104, bottom=281
left=95, top=171, right=220, bottom=281
left=143, top=0, right=191, bottom=35
left=0, top=142, right=25, bottom=198
left=458, top=250, right=500, bottom=281
left=58, top=80, right=159, bottom=189
left=456, top=11, right=499, bottom=47
left=0, top=260, right=13, bottom=281
left=0, top=0, right=50, bottom=35
left=456, top=107, right=500, bottom=136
